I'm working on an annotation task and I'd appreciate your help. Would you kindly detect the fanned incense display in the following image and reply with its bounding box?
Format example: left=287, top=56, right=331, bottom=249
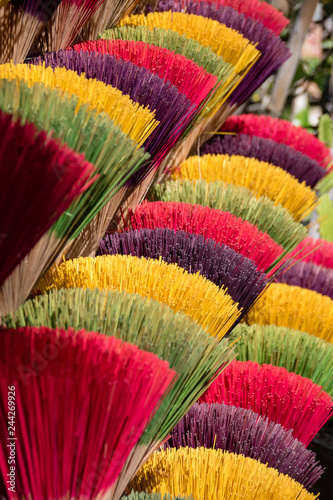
left=168, top=403, right=323, bottom=488
left=245, top=283, right=333, bottom=343
left=230, top=323, right=333, bottom=396
left=173, top=154, right=317, bottom=222
left=130, top=447, right=318, bottom=500
left=150, top=180, right=307, bottom=251
left=201, top=133, right=327, bottom=189
left=36, top=255, right=241, bottom=339
left=0, top=326, right=176, bottom=499
left=199, top=360, right=333, bottom=446
left=98, top=228, right=267, bottom=310
left=130, top=201, right=284, bottom=271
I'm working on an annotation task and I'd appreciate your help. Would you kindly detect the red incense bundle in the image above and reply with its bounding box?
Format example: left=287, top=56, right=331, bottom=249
left=71, top=39, right=219, bottom=107
left=287, top=237, right=333, bottom=269
left=130, top=201, right=284, bottom=272
left=0, top=326, right=176, bottom=499
left=221, top=114, right=333, bottom=169
left=199, top=360, right=333, bottom=446
left=0, top=110, right=95, bottom=287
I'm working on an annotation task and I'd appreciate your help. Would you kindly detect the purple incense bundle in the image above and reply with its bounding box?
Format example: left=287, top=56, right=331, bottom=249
left=277, top=260, right=333, bottom=299
left=32, top=51, right=195, bottom=171
left=154, top=0, right=290, bottom=106
left=200, top=133, right=326, bottom=189
left=98, top=228, right=267, bottom=311
left=168, top=403, right=323, bottom=489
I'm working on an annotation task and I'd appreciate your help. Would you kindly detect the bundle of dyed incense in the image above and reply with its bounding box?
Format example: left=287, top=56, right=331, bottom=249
left=98, top=228, right=268, bottom=310
left=288, top=237, right=333, bottom=269
left=0, top=326, right=176, bottom=499
left=230, top=324, right=333, bottom=396
left=200, top=133, right=327, bottom=189
left=0, top=77, right=150, bottom=313
left=277, top=260, right=333, bottom=299
left=173, top=154, right=317, bottom=222
left=122, top=494, right=192, bottom=500
left=129, top=201, right=284, bottom=271
left=36, top=255, right=241, bottom=339
left=0, top=109, right=94, bottom=294
left=168, top=403, right=323, bottom=488
left=221, top=114, right=333, bottom=169
left=245, top=283, right=333, bottom=343
left=199, top=360, right=333, bottom=445
left=0, top=0, right=61, bottom=63
left=130, top=447, right=318, bottom=500
left=3, top=286, right=235, bottom=497
left=32, top=51, right=196, bottom=170
left=151, top=0, right=290, bottom=107
left=153, top=0, right=290, bottom=36
left=150, top=180, right=307, bottom=251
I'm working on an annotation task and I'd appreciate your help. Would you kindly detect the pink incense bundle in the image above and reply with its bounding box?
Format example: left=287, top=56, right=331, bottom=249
left=72, top=39, right=218, bottom=107
left=194, top=0, right=289, bottom=35
left=0, top=110, right=95, bottom=287
left=199, top=360, right=333, bottom=446
left=288, top=237, right=333, bottom=269
left=0, top=326, right=176, bottom=499
left=221, top=114, right=333, bottom=169
left=130, top=201, right=283, bottom=272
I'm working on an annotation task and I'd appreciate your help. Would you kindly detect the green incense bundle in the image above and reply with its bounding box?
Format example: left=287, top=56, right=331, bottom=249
left=100, top=25, right=238, bottom=117
left=150, top=179, right=307, bottom=251
left=0, top=78, right=149, bottom=315
left=5, top=286, right=234, bottom=438
left=230, top=323, right=333, bottom=396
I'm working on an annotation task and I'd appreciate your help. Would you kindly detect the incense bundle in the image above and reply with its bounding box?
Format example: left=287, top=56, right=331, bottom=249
left=0, top=78, right=149, bottom=312
left=229, top=323, right=333, bottom=396
left=200, top=133, right=327, bottom=189
left=119, top=12, right=260, bottom=73
left=98, top=228, right=268, bottom=310
left=81, top=0, right=142, bottom=40
left=168, top=403, right=323, bottom=488
left=153, top=0, right=290, bottom=106
left=0, top=0, right=62, bottom=63
left=199, top=360, right=333, bottom=445
left=222, top=114, right=333, bottom=169
left=173, top=154, right=317, bottom=222
left=167, top=0, right=290, bottom=36
left=0, top=63, right=158, bottom=147
left=277, top=260, right=333, bottom=299
left=0, top=110, right=94, bottom=290
left=129, top=201, right=284, bottom=271
left=33, top=50, right=195, bottom=168
left=70, top=39, right=218, bottom=107
left=40, top=0, right=105, bottom=52
left=101, top=25, right=235, bottom=86
left=36, top=255, right=241, bottom=339
left=3, top=286, right=234, bottom=495
left=150, top=180, right=307, bottom=251
left=288, top=237, right=333, bottom=269
left=0, top=326, right=176, bottom=499
left=130, top=447, right=318, bottom=500
left=71, top=37, right=237, bottom=125
left=245, top=283, right=333, bottom=343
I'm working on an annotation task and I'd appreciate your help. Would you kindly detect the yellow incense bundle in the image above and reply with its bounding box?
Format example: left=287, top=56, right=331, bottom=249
left=0, top=63, right=158, bottom=146
left=245, top=283, right=333, bottom=343
left=119, top=12, right=260, bottom=74
left=130, top=447, right=318, bottom=500
left=37, top=255, right=240, bottom=339
left=173, top=154, right=316, bottom=221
